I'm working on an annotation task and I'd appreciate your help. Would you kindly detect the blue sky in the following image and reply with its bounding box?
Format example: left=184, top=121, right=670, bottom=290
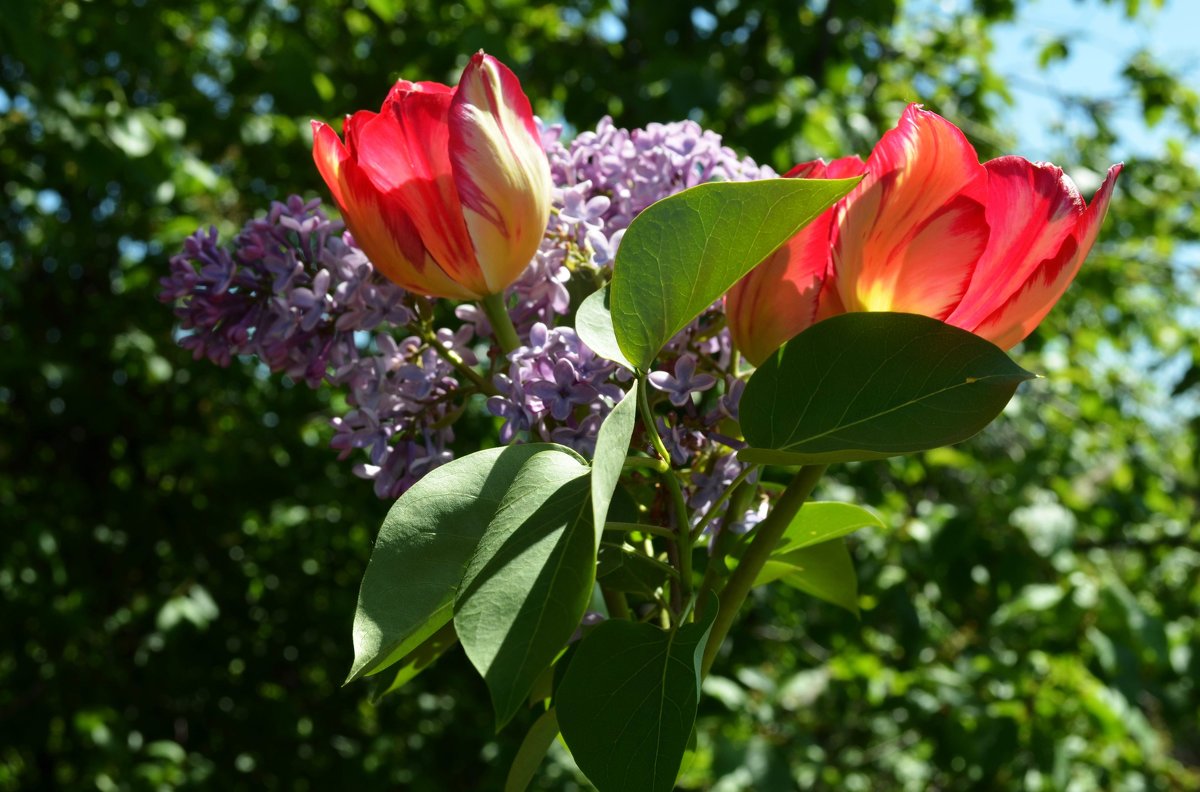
left=988, top=0, right=1200, bottom=160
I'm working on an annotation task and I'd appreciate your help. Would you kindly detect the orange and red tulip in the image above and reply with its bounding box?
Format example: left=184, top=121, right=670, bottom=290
left=312, top=52, right=552, bottom=300
left=727, top=104, right=1122, bottom=365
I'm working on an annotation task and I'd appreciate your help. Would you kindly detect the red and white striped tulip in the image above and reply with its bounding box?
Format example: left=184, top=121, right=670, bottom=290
left=311, top=52, right=552, bottom=300
left=727, top=104, right=1122, bottom=365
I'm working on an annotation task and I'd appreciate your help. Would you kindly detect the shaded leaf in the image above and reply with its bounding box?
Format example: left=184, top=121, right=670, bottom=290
left=505, top=708, right=560, bottom=792
left=369, top=622, right=458, bottom=703
left=739, top=313, right=1034, bottom=466
left=557, top=597, right=718, bottom=792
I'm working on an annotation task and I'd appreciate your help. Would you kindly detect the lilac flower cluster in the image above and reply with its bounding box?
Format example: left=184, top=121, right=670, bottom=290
left=160, top=196, right=468, bottom=497
left=162, top=118, right=775, bottom=528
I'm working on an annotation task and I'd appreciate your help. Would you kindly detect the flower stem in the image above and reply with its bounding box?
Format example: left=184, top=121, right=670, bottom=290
left=424, top=332, right=498, bottom=396
left=479, top=291, right=521, bottom=355
left=694, top=477, right=757, bottom=620
left=636, top=375, right=693, bottom=617
left=700, top=464, right=826, bottom=676
left=602, top=586, right=631, bottom=620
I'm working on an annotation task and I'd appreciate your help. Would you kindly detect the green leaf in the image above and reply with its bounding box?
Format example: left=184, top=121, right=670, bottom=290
left=348, top=444, right=577, bottom=683
left=575, top=285, right=633, bottom=370
left=608, top=177, right=860, bottom=370
left=774, top=502, right=883, bottom=556
left=761, top=539, right=859, bottom=615
left=738, top=312, right=1035, bottom=466
left=557, top=598, right=718, bottom=792
left=454, top=450, right=597, bottom=729
left=368, top=622, right=458, bottom=703
left=590, top=380, right=638, bottom=533
left=505, top=708, right=560, bottom=792
left=596, top=542, right=672, bottom=595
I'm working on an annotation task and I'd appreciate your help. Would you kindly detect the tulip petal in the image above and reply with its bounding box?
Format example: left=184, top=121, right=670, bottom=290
left=973, top=163, right=1122, bottom=349
left=727, top=157, right=865, bottom=365
left=948, top=156, right=1085, bottom=331
left=449, top=52, right=553, bottom=295
left=312, top=119, right=476, bottom=299
left=831, top=105, right=989, bottom=320
left=354, top=82, right=490, bottom=297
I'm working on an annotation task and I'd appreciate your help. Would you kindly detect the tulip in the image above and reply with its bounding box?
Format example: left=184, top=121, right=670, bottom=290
left=726, top=104, right=1122, bottom=364
left=725, top=156, right=866, bottom=366
left=311, top=52, right=552, bottom=303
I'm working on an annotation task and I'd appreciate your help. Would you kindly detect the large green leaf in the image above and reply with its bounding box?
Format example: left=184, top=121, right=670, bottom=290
left=608, top=177, right=860, bottom=371
left=739, top=312, right=1035, bottom=466
left=575, top=285, right=633, bottom=370
left=454, top=450, right=597, bottom=729
left=590, top=380, right=638, bottom=533
left=348, top=444, right=578, bottom=683
left=759, top=539, right=859, bottom=616
left=556, top=600, right=718, bottom=792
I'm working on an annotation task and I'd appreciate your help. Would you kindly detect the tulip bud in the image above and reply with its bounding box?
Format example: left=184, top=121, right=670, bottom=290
left=312, top=52, right=551, bottom=301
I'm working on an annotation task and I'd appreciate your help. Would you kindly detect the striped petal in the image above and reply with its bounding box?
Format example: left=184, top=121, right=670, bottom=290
left=948, top=156, right=1085, bottom=331
left=355, top=81, right=489, bottom=297
left=311, top=119, right=475, bottom=299
left=830, top=104, right=989, bottom=320
left=727, top=157, right=865, bottom=365
left=973, top=163, right=1123, bottom=349
left=448, top=52, right=553, bottom=295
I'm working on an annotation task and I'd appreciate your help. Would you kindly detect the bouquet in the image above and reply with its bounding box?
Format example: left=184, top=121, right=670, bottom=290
left=161, top=52, right=1120, bottom=791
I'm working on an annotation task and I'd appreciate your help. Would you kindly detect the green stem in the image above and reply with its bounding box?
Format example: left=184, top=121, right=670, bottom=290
left=622, top=456, right=670, bottom=474
left=479, top=291, right=521, bottom=355
left=604, top=522, right=676, bottom=541
left=635, top=376, right=693, bottom=614
left=601, top=587, right=631, bottom=621
left=637, top=376, right=674, bottom=466
left=701, top=464, right=826, bottom=676
left=666, top=471, right=692, bottom=612
left=425, top=332, right=498, bottom=396
left=694, top=477, right=757, bottom=620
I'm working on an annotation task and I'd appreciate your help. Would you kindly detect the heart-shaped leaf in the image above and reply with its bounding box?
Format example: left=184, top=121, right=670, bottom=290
left=739, top=312, right=1035, bottom=466
left=556, top=599, right=718, bottom=792
left=609, top=177, right=860, bottom=371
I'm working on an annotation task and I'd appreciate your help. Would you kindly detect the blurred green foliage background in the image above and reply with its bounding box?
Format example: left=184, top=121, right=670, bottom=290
left=2, top=0, right=1198, bottom=789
